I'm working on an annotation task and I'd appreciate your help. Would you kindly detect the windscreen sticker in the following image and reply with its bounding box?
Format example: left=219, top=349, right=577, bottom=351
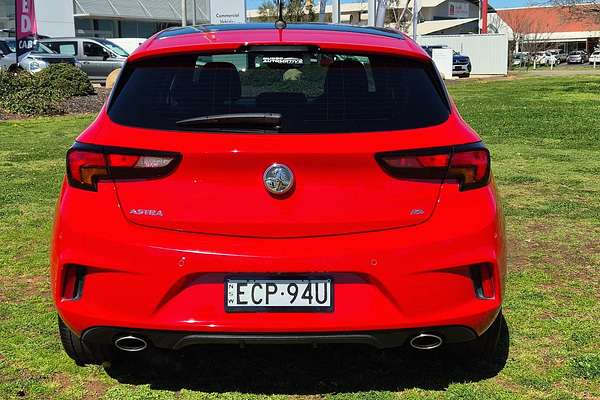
left=262, top=56, right=304, bottom=65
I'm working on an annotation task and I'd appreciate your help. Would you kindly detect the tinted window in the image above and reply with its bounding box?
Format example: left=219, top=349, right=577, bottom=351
left=45, top=41, right=78, bottom=56
left=83, top=41, right=106, bottom=57
left=97, top=39, right=128, bottom=57
left=109, top=51, right=449, bottom=133
left=0, top=41, right=11, bottom=54
left=31, top=43, right=54, bottom=54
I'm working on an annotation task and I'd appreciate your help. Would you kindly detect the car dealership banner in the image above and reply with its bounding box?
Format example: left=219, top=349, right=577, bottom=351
left=15, top=0, right=38, bottom=62
left=209, top=0, right=246, bottom=24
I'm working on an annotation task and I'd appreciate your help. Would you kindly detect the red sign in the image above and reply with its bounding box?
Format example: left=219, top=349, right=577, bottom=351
left=15, top=0, right=38, bottom=62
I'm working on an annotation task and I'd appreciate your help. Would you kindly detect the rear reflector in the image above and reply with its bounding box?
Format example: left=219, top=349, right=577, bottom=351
left=62, top=265, right=86, bottom=300
left=376, top=142, right=490, bottom=191
left=471, top=264, right=495, bottom=300
left=66, top=143, right=181, bottom=191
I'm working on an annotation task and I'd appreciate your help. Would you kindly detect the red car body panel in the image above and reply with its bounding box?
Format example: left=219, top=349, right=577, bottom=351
left=51, top=25, right=505, bottom=345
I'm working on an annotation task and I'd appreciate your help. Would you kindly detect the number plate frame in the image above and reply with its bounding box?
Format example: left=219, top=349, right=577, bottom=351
left=225, top=275, right=334, bottom=313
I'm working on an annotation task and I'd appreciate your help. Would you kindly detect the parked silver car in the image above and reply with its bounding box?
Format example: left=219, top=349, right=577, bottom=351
left=41, top=37, right=127, bottom=83
left=549, top=49, right=567, bottom=63
left=0, top=39, right=78, bottom=72
left=567, top=50, right=588, bottom=64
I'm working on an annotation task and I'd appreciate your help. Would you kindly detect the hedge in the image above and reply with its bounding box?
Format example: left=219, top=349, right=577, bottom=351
left=0, top=64, right=94, bottom=116
left=37, top=63, right=95, bottom=98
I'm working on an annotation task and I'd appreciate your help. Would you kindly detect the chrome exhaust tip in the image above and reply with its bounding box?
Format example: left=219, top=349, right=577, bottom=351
left=114, top=335, right=148, bottom=352
left=409, top=333, right=443, bottom=350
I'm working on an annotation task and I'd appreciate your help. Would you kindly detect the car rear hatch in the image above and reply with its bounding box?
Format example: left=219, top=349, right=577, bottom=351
left=104, top=46, right=464, bottom=238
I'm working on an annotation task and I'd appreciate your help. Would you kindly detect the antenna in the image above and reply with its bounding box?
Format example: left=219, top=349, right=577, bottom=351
left=275, top=0, right=287, bottom=29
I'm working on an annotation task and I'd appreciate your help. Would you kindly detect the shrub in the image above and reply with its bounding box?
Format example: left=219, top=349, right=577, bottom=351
left=0, top=64, right=94, bottom=116
left=37, top=64, right=95, bottom=97
left=0, top=70, right=65, bottom=116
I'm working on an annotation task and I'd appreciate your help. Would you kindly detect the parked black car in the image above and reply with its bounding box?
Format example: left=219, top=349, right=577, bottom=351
left=422, top=45, right=472, bottom=78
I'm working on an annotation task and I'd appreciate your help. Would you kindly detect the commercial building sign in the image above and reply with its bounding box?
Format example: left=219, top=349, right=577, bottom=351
left=15, top=0, right=38, bottom=62
left=209, top=0, right=246, bottom=24
left=448, top=2, right=470, bottom=18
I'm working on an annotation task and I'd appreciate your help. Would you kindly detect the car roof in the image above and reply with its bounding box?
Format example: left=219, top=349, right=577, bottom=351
left=129, top=23, right=426, bottom=62
left=41, top=37, right=108, bottom=42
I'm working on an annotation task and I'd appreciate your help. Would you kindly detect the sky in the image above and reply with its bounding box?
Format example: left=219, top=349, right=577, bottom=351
left=245, top=0, right=534, bottom=11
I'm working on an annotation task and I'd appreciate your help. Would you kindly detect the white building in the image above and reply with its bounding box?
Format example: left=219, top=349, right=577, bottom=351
left=0, top=0, right=209, bottom=38
left=1, top=0, right=491, bottom=39
left=248, top=0, right=489, bottom=35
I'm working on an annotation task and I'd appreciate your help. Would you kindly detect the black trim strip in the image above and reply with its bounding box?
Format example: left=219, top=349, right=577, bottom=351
left=82, top=325, right=477, bottom=350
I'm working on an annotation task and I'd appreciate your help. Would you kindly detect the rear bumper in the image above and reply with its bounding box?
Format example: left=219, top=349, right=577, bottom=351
left=82, top=325, right=477, bottom=349
left=52, top=179, right=506, bottom=338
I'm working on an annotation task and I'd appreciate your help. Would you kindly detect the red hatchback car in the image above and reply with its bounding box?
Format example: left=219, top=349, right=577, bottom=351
left=51, top=23, right=506, bottom=365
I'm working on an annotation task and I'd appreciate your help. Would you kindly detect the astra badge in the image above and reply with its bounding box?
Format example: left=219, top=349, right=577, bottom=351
left=263, top=163, right=294, bottom=195
left=129, top=209, right=164, bottom=217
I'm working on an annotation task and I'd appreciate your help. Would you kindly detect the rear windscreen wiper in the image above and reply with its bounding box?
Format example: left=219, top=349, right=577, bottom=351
left=175, top=113, right=282, bottom=131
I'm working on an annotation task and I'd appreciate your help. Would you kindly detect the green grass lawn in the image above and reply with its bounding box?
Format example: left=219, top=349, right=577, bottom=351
left=1, top=74, right=599, bottom=399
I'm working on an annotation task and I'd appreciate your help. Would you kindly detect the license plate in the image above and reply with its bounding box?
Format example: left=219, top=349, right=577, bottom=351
left=225, top=277, right=333, bottom=312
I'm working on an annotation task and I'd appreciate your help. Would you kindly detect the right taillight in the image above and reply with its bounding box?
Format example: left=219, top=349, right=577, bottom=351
left=376, top=142, right=490, bottom=191
left=66, top=143, right=181, bottom=191
left=446, top=146, right=490, bottom=190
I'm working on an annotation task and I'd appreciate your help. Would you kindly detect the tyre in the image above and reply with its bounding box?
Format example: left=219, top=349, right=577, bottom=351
left=7, top=64, right=23, bottom=73
left=58, top=317, right=113, bottom=366
left=461, top=311, right=505, bottom=360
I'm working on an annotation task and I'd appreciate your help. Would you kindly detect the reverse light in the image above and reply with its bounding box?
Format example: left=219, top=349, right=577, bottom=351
left=66, top=143, right=180, bottom=191
left=376, top=142, right=490, bottom=191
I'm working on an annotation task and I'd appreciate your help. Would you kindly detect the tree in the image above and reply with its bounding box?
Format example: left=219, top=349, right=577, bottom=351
left=494, top=10, right=554, bottom=69
left=286, top=0, right=307, bottom=21
left=551, top=1, right=600, bottom=22
left=306, top=1, right=317, bottom=22
left=258, top=0, right=279, bottom=22
left=258, top=0, right=316, bottom=23
left=387, top=0, right=418, bottom=32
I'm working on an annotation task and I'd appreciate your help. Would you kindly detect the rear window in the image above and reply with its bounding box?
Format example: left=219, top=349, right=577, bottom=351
left=108, top=50, right=450, bottom=133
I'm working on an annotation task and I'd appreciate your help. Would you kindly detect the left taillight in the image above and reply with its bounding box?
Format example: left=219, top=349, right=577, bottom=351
left=376, top=142, right=490, bottom=191
left=66, top=143, right=181, bottom=191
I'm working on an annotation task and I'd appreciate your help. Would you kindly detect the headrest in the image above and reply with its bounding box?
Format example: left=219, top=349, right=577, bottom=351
left=197, top=62, right=242, bottom=103
left=324, top=60, right=369, bottom=97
